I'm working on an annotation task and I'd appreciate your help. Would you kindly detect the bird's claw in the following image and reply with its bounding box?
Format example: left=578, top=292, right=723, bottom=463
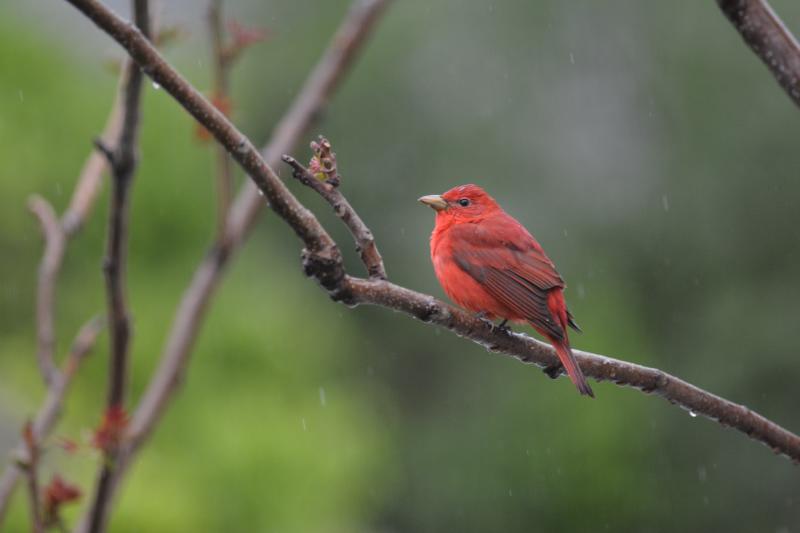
left=493, top=319, right=512, bottom=335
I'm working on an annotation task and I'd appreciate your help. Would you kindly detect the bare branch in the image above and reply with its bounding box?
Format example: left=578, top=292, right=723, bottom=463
left=60, top=0, right=800, bottom=464
left=127, top=0, right=390, bottom=454
left=225, top=0, right=391, bottom=246
left=341, top=276, right=800, bottom=461
left=717, top=0, right=800, bottom=107
left=0, top=317, right=103, bottom=524
left=283, top=145, right=386, bottom=279
left=85, top=0, right=151, bottom=530
left=67, top=2, right=391, bottom=523
left=28, top=196, right=66, bottom=386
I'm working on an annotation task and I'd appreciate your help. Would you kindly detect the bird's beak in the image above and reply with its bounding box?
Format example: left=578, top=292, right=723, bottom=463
left=418, top=194, right=448, bottom=211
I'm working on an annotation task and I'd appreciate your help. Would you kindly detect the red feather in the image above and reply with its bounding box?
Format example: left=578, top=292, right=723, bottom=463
left=426, top=184, right=593, bottom=397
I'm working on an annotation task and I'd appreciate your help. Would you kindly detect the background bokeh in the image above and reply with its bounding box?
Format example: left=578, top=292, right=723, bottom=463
left=2, top=0, right=800, bottom=531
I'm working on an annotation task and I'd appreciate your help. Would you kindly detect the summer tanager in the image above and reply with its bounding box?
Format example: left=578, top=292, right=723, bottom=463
left=419, top=184, right=593, bottom=397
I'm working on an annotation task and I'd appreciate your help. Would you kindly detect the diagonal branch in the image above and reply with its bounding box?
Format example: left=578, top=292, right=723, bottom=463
left=0, top=317, right=103, bottom=523
left=340, top=276, right=800, bottom=461
left=283, top=146, right=800, bottom=462
left=62, top=0, right=800, bottom=467
left=716, top=0, right=800, bottom=107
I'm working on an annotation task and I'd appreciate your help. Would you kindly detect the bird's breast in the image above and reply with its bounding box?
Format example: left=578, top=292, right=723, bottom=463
left=430, top=233, right=518, bottom=320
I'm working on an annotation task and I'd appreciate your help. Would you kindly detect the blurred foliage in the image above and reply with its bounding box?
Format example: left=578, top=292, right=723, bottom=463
left=2, top=0, right=800, bottom=532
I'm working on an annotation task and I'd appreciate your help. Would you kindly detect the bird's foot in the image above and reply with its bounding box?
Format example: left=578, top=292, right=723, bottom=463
left=475, top=313, right=512, bottom=335
left=493, top=319, right=512, bottom=335
left=543, top=363, right=563, bottom=380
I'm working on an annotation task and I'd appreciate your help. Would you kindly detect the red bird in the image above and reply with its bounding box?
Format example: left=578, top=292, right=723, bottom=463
left=419, top=184, right=593, bottom=397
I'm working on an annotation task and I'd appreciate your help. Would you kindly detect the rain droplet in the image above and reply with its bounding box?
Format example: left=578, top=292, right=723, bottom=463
left=569, top=52, right=575, bottom=64
left=258, top=189, right=264, bottom=196
left=689, top=410, right=697, bottom=418
left=301, top=418, right=307, bottom=431
left=152, top=81, right=161, bottom=90
left=661, top=194, right=670, bottom=212
left=18, top=90, right=24, bottom=102
left=319, top=387, right=327, bottom=407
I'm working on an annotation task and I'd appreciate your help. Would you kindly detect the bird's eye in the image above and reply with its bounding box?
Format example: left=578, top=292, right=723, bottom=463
left=458, top=198, right=470, bottom=207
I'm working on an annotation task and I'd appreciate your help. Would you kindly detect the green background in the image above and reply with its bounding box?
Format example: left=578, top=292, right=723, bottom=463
left=1, top=0, right=799, bottom=531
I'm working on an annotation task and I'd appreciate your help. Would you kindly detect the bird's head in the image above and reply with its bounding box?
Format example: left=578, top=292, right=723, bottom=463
left=418, top=184, right=500, bottom=222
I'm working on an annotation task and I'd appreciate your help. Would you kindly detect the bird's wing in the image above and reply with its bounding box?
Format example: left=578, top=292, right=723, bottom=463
left=449, top=218, right=567, bottom=340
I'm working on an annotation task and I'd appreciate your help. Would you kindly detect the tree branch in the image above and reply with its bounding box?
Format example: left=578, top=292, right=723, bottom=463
left=28, top=196, right=66, bottom=386
left=85, top=1, right=150, bottom=531
left=61, top=0, right=800, bottom=479
left=0, top=317, right=103, bottom=524
left=282, top=148, right=800, bottom=462
left=71, top=1, right=390, bottom=530
left=340, top=276, right=800, bottom=461
left=283, top=146, right=386, bottom=279
left=717, top=0, right=800, bottom=107
left=126, top=0, right=390, bottom=455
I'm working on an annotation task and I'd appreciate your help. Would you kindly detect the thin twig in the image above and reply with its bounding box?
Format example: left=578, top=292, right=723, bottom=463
left=283, top=150, right=386, bottom=279
left=85, top=1, right=150, bottom=531
left=28, top=196, right=66, bottom=386
left=717, top=0, right=800, bottom=107
left=61, top=0, right=800, bottom=464
left=0, top=317, right=103, bottom=524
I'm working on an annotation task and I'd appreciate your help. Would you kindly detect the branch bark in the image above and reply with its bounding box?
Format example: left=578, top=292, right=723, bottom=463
left=717, top=0, right=800, bottom=107
left=61, top=0, right=800, bottom=464
left=0, top=317, right=103, bottom=523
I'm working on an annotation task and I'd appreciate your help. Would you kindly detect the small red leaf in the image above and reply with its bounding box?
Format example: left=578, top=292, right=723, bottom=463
left=43, top=475, right=82, bottom=526
left=91, top=405, right=129, bottom=453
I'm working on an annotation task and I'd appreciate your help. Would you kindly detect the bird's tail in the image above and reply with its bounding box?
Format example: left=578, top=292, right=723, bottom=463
left=552, top=337, right=594, bottom=398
